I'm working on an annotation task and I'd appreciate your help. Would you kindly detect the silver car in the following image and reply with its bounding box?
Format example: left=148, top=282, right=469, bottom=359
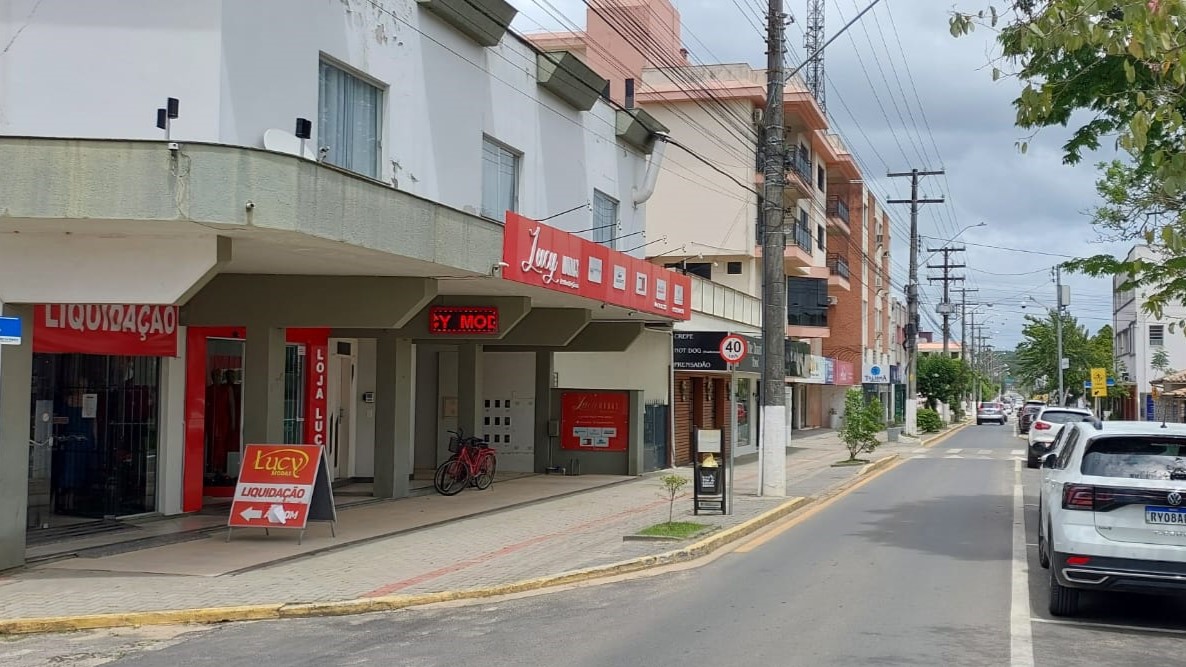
left=976, top=402, right=1007, bottom=426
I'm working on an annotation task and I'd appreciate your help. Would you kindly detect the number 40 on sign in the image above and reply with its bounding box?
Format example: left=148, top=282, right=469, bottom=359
left=719, top=334, right=748, bottom=364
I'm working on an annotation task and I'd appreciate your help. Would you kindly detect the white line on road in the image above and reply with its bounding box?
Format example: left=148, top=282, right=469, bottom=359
left=977, top=449, right=993, bottom=455
left=912, top=447, right=928, bottom=454
left=946, top=448, right=963, bottom=454
left=1031, top=617, right=1186, bottom=636
left=1010, top=458, right=1035, bottom=667
left=944, top=455, right=964, bottom=459
left=1012, top=450, right=1025, bottom=456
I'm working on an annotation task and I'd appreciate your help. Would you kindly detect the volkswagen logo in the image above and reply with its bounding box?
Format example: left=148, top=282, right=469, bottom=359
left=1169, top=492, right=1183, bottom=507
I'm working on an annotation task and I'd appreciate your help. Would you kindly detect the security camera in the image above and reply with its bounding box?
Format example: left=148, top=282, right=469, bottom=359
left=490, top=261, right=510, bottom=276
left=245, top=200, right=255, bottom=210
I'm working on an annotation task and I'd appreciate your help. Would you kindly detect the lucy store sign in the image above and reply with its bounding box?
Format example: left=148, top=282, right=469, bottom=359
left=34, top=304, right=179, bottom=356
left=502, top=213, right=692, bottom=320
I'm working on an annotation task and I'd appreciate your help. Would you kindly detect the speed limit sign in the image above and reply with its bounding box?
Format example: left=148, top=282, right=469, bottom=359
left=719, top=334, right=748, bottom=364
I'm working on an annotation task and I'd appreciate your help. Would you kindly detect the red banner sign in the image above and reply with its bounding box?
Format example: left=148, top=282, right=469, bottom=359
left=501, top=212, right=691, bottom=320
left=560, top=391, right=630, bottom=452
left=229, top=444, right=322, bottom=529
left=835, top=360, right=856, bottom=386
left=34, top=304, right=179, bottom=356
left=428, top=306, right=499, bottom=334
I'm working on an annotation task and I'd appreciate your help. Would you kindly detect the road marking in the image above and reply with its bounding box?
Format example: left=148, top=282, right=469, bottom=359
left=1010, top=458, right=1035, bottom=667
left=977, top=449, right=993, bottom=455
left=732, top=458, right=903, bottom=553
left=911, top=447, right=928, bottom=454
left=944, top=455, right=964, bottom=459
left=946, top=448, right=963, bottom=454
left=1031, top=617, right=1186, bottom=636
left=1012, top=449, right=1025, bottom=456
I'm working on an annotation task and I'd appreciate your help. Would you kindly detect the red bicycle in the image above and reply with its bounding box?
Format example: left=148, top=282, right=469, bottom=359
left=433, top=429, right=497, bottom=495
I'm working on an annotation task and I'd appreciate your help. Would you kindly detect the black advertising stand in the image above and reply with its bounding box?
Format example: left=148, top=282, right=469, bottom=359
left=693, top=429, right=726, bottom=515
left=306, top=447, right=339, bottom=541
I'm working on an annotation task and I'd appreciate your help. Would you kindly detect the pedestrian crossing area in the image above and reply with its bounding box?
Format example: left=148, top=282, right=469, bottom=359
left=905, top=447, right=1026, bottom=462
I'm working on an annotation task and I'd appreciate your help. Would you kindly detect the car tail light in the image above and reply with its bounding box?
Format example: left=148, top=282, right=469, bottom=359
left=1066, top=555, right=1091, bottom=566
left=1062, top=484, right=1095, bottom=510
left=1034, top=421, right=1051, bottom=430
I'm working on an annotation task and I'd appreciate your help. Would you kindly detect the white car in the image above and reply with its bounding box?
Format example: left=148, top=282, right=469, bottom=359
left=1037, top=420, right=1186, bottom=616
left=1027, top=406, right=1093, bottom=456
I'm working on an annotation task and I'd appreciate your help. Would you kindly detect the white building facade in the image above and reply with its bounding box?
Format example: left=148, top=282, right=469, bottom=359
left=0, top=0, right=684, bottom=570
left=1113, top=245, right=1186, bottom=420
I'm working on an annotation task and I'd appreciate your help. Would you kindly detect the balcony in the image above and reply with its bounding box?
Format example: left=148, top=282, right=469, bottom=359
left=784, top=146, right=813, bottom=201
left=825, top=195, right=851, bottom=235
left=827, top=253, right=851, bottom=291
left=754, top=217, right=813, bottom=269
left=689, top=276, right=761, bottom=328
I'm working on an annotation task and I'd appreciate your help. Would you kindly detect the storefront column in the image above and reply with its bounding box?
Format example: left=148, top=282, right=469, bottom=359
left=374, top=335, right=413, bottom=498
left=457, top=343, right=484, bottom=441
left=534, top=351, right=554, bottom=473
left=0, top=303, right=32, bottom=570
left=242, top=325, right=286, bottom=444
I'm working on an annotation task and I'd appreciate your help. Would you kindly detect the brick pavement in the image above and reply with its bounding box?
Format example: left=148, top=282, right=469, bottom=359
left=0, top=428, right=949, bottom=622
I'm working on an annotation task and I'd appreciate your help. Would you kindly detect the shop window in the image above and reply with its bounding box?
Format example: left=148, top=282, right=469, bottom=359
left=317, top=59, right=383, bottom=179
left=204, top=339, right=245, bottom=489
left=482, top=136, right=520, bottom=220
left=28, top=353, right=161, bottom=525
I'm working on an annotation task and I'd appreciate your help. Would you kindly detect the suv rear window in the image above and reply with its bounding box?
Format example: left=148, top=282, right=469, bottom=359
left=1038, top=410, right=1090, bottom=425
left=1081, top=436, right=1186, bottom=480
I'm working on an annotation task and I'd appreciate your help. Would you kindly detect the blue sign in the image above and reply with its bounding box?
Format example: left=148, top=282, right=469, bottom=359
left=1083, top=378, right=1117, bottom=388
left=1146, top=395, right=1156, bottom=421
left=0, top=316, right=21, bottom=345
left=824, top=358, right=835, bottom=385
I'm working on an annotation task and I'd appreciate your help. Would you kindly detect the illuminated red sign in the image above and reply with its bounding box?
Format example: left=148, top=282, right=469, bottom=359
left=428, top=306, right=500, bottom=335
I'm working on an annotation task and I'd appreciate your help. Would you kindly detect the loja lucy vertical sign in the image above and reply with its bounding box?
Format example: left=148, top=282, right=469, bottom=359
left=34, top=304, right=179, bottom=356
left=501, top=212, right=691, bottom=320
left=290, top=329, right=330, bottom=448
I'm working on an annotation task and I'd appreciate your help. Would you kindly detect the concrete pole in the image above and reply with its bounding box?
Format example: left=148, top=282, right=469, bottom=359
left=759, top=0, right=788, bottom=497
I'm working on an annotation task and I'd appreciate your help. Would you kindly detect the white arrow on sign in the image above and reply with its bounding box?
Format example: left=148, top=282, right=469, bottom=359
left=266, top=504, right=288, bottom=525
left=239, top=507, right=263, bottom=521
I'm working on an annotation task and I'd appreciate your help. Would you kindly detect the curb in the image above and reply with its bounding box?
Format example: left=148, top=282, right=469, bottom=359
left=0, top=495, right=814, bottom=636
left=859, top=454, right=900, bottom=476
left=921, top=421, right=970, bottom=448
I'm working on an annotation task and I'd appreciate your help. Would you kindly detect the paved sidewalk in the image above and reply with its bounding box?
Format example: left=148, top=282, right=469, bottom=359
left=0, top=425, right=963, bottom=629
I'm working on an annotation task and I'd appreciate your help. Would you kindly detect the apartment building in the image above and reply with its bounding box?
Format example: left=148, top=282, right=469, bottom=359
left=1113, top=245, right=1186, bottom=420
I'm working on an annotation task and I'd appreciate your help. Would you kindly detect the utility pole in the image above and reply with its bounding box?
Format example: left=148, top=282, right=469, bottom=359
left=759, top=0, right=788, bottom=498
left=927, top=246, right=965, bottom=356
left=888, top=169, right=945, bottom=435
left=956, top=287, right=979, bottom=411
left=1054, top=265, right=1067, bottom=407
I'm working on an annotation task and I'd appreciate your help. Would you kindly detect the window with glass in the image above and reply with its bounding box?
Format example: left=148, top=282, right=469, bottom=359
left=1150, top=324, right=1165, bottom=346
left=592, top=190, right=619, bottom=248
left=482, top=137, right=520, bottom=221
left=788, top=277, right=829, bottom=327
left=283, top=344, right=307, bottom=445
left=318, top=59, right=383, bottom=179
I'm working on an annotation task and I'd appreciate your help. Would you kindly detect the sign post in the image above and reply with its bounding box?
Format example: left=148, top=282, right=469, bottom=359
left=227, top=444, right=337, bottom=544
left=719, top=334, right=748, bottom=515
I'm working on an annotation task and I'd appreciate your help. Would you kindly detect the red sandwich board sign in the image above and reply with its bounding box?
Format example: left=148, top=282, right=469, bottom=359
left=227, top=444, right=337, bottom=544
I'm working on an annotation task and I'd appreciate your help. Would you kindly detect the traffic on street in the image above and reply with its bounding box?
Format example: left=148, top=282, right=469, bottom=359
left=8, top=418, right=1186, bottom=666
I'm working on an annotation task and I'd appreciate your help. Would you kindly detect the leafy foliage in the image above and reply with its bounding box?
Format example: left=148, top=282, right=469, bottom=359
left=917, top=408, right=944, bottom=433
left=659, top=474, right=689, bottom=525
left=951, top=2, right=1186, bottom=321
left=1014, top=313, right=1115, bottom=402
left=917, top=355, right=972, bottom=410
left=839, top=389, right=882, bottom=462
left=1152, top=346, right=1175, bottom=378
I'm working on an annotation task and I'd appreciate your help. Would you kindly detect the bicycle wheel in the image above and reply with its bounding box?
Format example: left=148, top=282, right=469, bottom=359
left=434, top=458, right=468, bottom=495
left=474, top=454, right=497, bottom=490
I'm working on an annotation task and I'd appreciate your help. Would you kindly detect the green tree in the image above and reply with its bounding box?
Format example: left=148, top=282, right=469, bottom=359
left=839, top=389, right=880, bottom=462
left=950, top=3, right=1186, bottom=316
left=917, top=355, right=971, bottom=410
left=1015, top=313, right=1115, bottom=402
left=1152, top=346, right=1175, bottom=378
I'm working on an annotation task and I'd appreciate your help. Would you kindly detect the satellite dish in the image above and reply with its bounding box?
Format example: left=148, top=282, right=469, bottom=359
left=263, top=128, right=317, bottom=160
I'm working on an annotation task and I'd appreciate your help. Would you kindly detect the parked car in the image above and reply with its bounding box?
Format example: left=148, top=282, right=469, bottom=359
left=1018, top=400, right=1047, bottom=435
left=1038, top=420, right=1186, bottom=616
left=976, top=402, right=1007, bottom=426
left=1028, top=407, right=1093, bottom=461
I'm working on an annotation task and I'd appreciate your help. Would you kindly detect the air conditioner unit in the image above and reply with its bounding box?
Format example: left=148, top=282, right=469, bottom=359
left=751, top=108, right=763, bottom=125
left=826, top=295, right=839, bottom=306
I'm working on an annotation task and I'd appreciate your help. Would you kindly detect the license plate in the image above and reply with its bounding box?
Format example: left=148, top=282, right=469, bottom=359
left=1145, top=506, right=1186, bottom=525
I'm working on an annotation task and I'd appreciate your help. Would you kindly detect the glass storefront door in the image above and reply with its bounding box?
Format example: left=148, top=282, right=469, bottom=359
left=28, top=353, right=161, bottom=526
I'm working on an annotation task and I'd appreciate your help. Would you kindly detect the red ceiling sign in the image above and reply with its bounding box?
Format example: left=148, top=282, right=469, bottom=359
left=501, top=212, right=691, bottom=320
left=34, top=304, right=179, bottom=356
left=428, top=306, right=500, bottom=335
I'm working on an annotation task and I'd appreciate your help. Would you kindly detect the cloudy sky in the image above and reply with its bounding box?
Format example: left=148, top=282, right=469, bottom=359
left=512, top=0, right=1125, bottom=352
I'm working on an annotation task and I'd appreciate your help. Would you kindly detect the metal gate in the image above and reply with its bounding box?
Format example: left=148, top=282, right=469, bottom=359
left=643, top=403, right=668, bottom=472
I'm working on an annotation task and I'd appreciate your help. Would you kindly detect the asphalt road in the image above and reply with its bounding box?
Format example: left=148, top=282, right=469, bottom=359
left=8, top=421, right=1186, bottom=666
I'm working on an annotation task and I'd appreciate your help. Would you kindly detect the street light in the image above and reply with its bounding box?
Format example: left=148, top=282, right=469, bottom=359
left=1022, top=293, right=1067, bottom=405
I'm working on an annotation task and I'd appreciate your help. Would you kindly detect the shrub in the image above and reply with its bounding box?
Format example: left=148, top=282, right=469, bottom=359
left=918, top=408, right=943, bottom=433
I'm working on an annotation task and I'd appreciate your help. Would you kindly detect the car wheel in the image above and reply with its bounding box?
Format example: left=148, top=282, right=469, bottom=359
left=977, top=420, right=983, bottom=426
left=1026, top=453, right=1038, bottom=469
left=1048, top=562, right=1080, bottom=616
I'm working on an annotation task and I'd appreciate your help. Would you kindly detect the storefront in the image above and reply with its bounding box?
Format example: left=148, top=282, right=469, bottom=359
left=862, top=362, right=892, bottom=420
left=182, top=326, right=330, bottom=511
left=890, top=364, right=906, bottom=424
left=26, top=304, right=178, bottom=530
left=785, top=342, right=826, bottom=430
left=671, top=331, right=761, bottom=465
left=821, top=358, right=857, bottom=429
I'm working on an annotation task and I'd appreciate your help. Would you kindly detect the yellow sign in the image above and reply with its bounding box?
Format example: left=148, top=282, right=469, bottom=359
left=1092, top=386, right=1108, bottom=398
left=1090, top=367, right=1107, bottom=387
